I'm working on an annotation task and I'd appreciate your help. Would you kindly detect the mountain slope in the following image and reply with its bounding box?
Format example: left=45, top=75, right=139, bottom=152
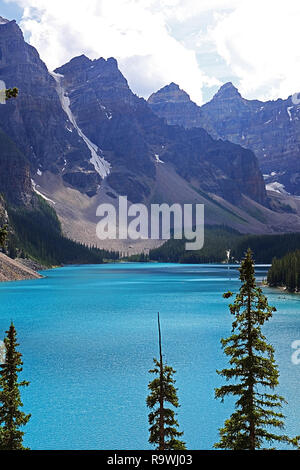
left=0, top=127, right=33, bottom=206
left=148, top=82, right=300, bottom=196
left=0, top=18, right=299, bottom=255
left=0, top=19, right=101, bottom=197
left=54, top=54, right=267, bottom=206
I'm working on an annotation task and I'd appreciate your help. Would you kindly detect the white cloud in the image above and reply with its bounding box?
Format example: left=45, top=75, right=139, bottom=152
left=5, top=0, right=221, bottom=104
left=5, top=0, right=300, bottom=103
left=211, top=0, right=300, bottom=100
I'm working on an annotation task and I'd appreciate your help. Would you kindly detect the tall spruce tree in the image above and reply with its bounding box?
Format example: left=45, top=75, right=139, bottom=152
left=215, top=249, right=296, bottom=450
left=146, top=313, right=185, bottom=450
left=0, top=323, right=31, bottom=450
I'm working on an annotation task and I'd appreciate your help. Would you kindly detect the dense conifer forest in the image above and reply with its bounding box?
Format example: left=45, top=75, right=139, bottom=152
left=148, top=228, right=300, bottom=264
left=4, top=197, right=119, bottom=266
left=267, top=250, right=300, bottom=292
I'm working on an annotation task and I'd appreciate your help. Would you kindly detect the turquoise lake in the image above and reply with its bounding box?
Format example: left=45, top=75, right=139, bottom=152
left=0, top=263, right=299, bottom=450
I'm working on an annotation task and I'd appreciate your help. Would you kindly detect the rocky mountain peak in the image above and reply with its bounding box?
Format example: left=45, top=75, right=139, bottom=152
left=0, top=18, right=45, bottom=71
left=0, top=16, right=10, bottom=25
left=149, top=76, right=300, bottom=197
left=166, top=82, right=180, bottom=91
left=90, top=56, right=124, bottom=79
left=106, top=57, right=118, bottom=68
left=55, top=55, right=123, bottom=82
left=0, top=17, right=23, bottom=40
left=148, top=82, right=192, bottom=105
left=212, top=82, right=242, bottom=100
left=54, top=54, right=92, bottom=75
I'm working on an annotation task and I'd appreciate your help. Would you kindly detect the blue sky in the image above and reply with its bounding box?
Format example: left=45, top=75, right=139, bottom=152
left=0, top=0, right=22, bottom=22
left=1, top=0, right=300, bottom=105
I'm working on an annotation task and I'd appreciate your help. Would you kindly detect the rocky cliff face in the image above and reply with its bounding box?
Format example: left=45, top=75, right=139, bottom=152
left=0, top=128, right=33, bottom=206
left=201, top=84, right=300, bottom=196
left=0, top=17, right=283, bottom=242
left=0, top=251, right=42, bottom=282
left=54, top=55, right=267, bottom=206
left=54, top=55, right=157, bottom=202
left=0, top=19, right=101, bottom=197
left=148, top=82, right=204, bottom=129
left=148, top=82, right=300, bottom=196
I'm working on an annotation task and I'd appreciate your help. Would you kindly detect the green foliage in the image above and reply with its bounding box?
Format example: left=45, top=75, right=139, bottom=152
left=215, top=249, right=296, bottom=450
left=149, top=227, right=300, bottom=264
left=6, top=197, right=119, bottom=266
left=147, top=313, right=185, bottom=450
left=232, top=233, right=300, bottom=263
left=5, top=88, right=18, bottom=100
left=0, top=323, right=31, bottom=450
left=267, top=250, right=300, bottom=292
left=147, top=359, right=185, bottom=450
left=150, top=226, right=240, bottom=263
left=0, top=224, right=8, bottom=249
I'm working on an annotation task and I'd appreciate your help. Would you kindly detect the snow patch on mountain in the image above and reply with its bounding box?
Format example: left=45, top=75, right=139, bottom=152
left=0, top=17, right=9, bottom=25
left=155, top=154, right=164, bottom=163
left=50, top=71, right=111, bottom=179
left=266, top=181, right=289, bottom=195
left=287, top=106, right=293, bottom=121
left=31, top=179, right=56, bottom=204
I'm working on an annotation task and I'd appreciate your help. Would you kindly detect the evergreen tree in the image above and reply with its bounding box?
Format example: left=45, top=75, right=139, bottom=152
left=146, top=313, right=185, bottom=450
left=0, top=323, right=31, bottom=450
left=267, top=250, right=300, bottom=292
left=215, top=249, right=296, bottom=450
left=5, top=88, right=18, bottom=100
left=0, top=224, right=8, bottom=250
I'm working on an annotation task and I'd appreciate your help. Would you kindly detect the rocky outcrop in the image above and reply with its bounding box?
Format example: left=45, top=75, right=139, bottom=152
left=55, top=55, right=157, bottom=202
left=0, top=17, right=280, bottom=238
left=54, top=55, right=267, bottom=206
left=148, top=82, right=300, bottom=196
left=0, top=252, right=42, bottom=282
left=0, top=128, right=33, bottom=206
left=148, top=82, right=204, bottom=129
left=0, top=19, right=99, bottom=198
left=201, top=84, right=300, bottom=196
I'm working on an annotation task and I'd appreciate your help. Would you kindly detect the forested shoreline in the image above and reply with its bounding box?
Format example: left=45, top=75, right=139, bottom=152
left=267, top=250, right=300, bottom=292
left=146, top=228, right=300, bottom=265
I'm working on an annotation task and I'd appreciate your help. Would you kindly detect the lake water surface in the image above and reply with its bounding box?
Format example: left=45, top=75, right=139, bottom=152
left=0, top=263, right=299, bottom=450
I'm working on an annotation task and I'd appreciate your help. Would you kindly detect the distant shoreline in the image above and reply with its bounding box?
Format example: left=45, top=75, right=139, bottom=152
left=263, top=282, right=300, bottom=295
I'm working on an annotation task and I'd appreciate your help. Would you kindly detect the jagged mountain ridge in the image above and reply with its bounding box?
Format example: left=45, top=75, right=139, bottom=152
left=148, top=82, right=300, bottom=196
left=0, top=17, right=300, bottom=252
left=0, top=19, right=266, bottom=207
left=53, top=54, right=267, bottom=206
